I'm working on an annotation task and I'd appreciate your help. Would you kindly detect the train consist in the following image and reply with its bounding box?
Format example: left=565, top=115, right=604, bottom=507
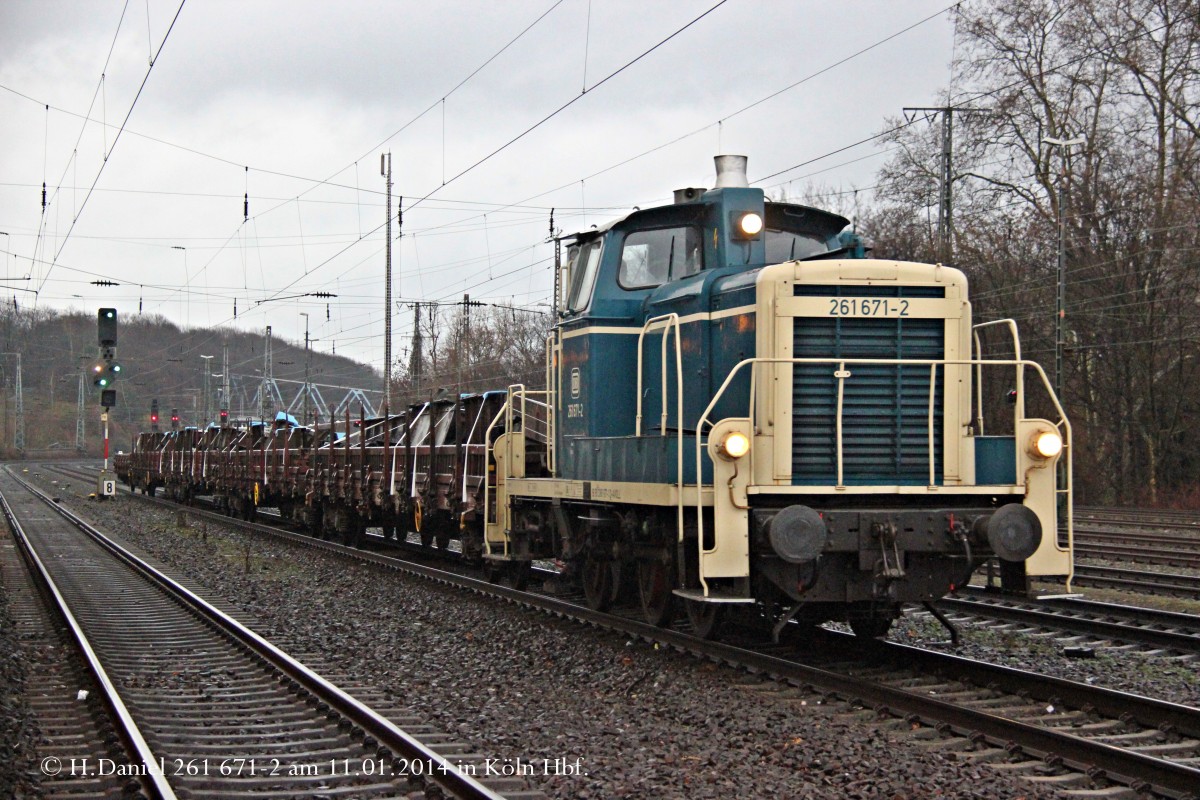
left=117, top=155, right=1074, bottom=639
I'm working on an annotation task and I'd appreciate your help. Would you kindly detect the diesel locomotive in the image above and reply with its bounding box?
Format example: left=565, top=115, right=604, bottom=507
left=118, top=155, right=1074, bottom=639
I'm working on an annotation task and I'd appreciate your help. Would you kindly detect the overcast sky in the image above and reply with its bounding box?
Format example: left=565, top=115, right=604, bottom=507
left=0, top=0, right=958, bottom=371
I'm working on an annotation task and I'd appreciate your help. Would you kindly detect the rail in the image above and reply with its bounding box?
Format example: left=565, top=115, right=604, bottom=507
left=7, top=469, right=507, bottom=800
left=0, top=485, right=177, bottom=800
left=693, top=355, right=1073, bottom=596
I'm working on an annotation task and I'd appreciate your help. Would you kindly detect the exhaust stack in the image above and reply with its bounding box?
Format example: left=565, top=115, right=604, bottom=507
left=713, top=154, right=749, bottom=188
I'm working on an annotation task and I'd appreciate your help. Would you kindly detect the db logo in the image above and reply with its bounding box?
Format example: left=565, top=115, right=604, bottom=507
left=570, top=368, right=581, bottom=399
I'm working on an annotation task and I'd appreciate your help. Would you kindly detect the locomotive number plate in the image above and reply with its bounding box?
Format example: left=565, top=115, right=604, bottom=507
left=828, top=298, right=910, bottom=317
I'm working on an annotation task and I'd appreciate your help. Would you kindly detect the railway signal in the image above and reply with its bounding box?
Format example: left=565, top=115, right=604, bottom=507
left=151, top=399, right=160, bottom=431
left=97, top=308, right=117, bottom=346
left=92, top=361, right=121, bottom=387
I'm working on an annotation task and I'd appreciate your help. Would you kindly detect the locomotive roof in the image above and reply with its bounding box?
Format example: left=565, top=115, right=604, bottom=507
left=562, top=193, right=849, bottom=245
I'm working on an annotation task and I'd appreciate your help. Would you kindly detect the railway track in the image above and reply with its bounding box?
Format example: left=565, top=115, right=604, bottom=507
left=1072, top=542, right=1200, bottom=570
left=1, top=467, right=536, bottom=800
left=937, top=590, right=1200, bottom=657
left=0, top=492, right=137, bottom=799
left=1068, top=564, right=1200, bottom=600
left=1077, top=507, right=1200, bottom=530
left=58, top=468, right=1200, bottom=800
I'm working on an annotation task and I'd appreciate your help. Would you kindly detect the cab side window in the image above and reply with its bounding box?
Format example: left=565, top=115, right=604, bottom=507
left=566, top=240, right=603, bottom=313
left=619, top=226, right=702, bottom=289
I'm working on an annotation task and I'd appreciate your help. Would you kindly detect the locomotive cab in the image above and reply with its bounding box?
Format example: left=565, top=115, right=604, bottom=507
left=482, top=155, right=1073, bottom=636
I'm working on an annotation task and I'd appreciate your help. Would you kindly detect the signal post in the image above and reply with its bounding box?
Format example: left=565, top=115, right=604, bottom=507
left=94, top=308, right=120, bottom=499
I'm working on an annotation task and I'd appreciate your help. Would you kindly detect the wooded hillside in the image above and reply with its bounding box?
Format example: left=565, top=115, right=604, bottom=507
left=0, top=305, right=381, bottom=458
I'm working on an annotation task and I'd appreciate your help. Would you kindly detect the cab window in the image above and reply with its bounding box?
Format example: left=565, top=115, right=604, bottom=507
left=764, top=229, right=826, bottom=263
left=566, top=239, right=603, bottom=313
left=619, top=226, right=703, bottom=289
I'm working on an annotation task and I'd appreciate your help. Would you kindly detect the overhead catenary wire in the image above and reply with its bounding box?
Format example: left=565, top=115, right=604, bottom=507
left=38, top=0, right=187, bottom=294
left=4, top=0, right=1180, bottom=376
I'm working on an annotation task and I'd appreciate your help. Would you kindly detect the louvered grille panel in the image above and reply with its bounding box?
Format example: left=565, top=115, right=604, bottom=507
left=792, top=286, right=945, bottom=485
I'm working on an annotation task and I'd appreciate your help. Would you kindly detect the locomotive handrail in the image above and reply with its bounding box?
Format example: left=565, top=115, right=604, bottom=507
left=693, top=355, right=1073, bottom=597
left=636, top=313, right=685, bottom=544
left=545, top=333, right=557, bottom=475
left=972, top=319, right=1025, bottom=434
left=635, top=314, right=683, bottom=438
left=482, top=384, right=551, bottom=558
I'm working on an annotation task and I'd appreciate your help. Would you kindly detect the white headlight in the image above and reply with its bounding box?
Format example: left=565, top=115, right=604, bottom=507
left=717, top=431, right=750, bottom=460
left=1031, top=430, right=1063, bottom=459
left=738, top=212, right=763, bottom=237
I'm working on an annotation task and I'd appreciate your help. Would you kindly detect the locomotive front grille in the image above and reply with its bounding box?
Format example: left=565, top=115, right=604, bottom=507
left=792, top=285, right=945, bottom=486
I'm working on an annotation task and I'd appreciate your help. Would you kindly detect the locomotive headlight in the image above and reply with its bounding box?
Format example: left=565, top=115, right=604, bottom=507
left=716, top=431, right=751, bottom=460
left=1029, top=429, right=1063, bottom=459
left=734, top=211, right=763, bottom=239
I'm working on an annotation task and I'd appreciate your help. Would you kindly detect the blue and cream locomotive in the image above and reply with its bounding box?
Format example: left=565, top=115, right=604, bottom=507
left=119, top=155, right=1073, bottom=640
left=484, top=155, right=1073, bottom=637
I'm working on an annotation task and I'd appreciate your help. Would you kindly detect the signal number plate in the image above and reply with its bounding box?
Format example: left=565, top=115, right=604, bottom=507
left=828, top=298, right=909, bottom=317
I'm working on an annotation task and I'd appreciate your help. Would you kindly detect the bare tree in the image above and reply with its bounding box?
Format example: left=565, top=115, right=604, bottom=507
left=866, top=0, right=1200, bottom=503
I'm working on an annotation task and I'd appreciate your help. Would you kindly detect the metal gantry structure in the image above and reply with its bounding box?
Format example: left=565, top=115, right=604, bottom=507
left=252, top=325, right=285, bottom=422
left=0, top=352, right=26, bottom=452
left=76, top=368, right=85, bottom=452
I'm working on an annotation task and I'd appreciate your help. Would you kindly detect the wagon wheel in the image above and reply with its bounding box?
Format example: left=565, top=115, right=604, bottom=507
left=685, top=599, right=724, bottom=640
left=638, top=559, right=676, bottom=627
left=415, top=500, right=434, bottom=547
left=849, top=614, right=893, bottom=640
left=434, top=522, right=452, bottom=551
left=582, top=556, right=617, bottom=611
left=508, top=560, right=532, bottom=591
left=485, top=561, right=503, bottom=584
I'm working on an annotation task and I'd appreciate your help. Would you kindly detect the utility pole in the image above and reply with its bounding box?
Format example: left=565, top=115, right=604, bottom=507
left=382, top=152, right=394, bottom=416
left=260, top=325, right=273, bottom=422
left=13, top=353, right=23, bottom=452
left=902, top=105, right=985, bottom=264
left=76, top=367, right=85, bottom=453
left=1043, top=135, right=1086, bottom=403
left=458, top=294, right=483, bottom=393
left=221, top=343, right=230, bottom=426
left=200, top=355, right=214, bottom=425
left=409, top=302, right=422, bottom=401
left=550, top=210, right=561, bottom=318
left=301, top=312, right=311, bottom=425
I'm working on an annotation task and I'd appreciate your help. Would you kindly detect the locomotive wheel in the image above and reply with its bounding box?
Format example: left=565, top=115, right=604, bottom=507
left=485, top=562, right=503, bottom=584
left=582, top=557, right=617, bottom=611
left=685, top=599, right=724, bottom=640
left=637, top=559, right=676, bottom=627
